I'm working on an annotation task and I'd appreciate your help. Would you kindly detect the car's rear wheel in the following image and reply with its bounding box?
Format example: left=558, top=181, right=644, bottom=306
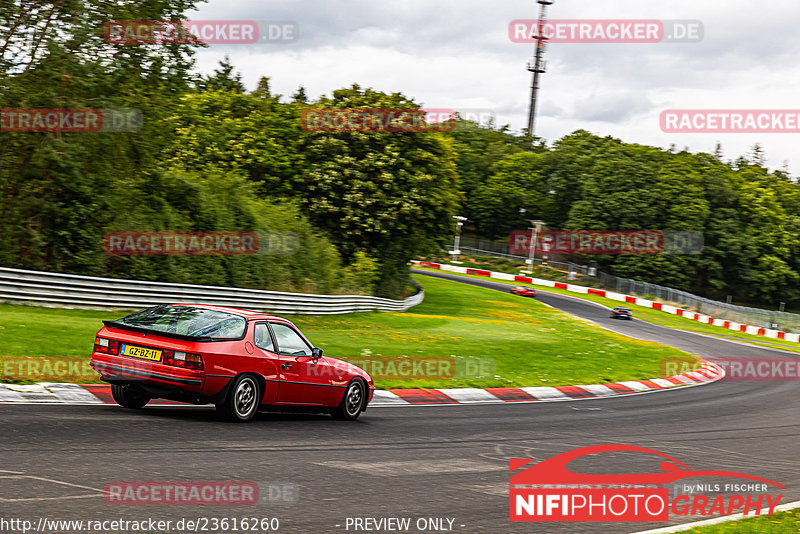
left=111, top=383, right=150, bottom=409
left=217, top=374, right=260, bottom=423
left=332, top=380, right=365, bottom=421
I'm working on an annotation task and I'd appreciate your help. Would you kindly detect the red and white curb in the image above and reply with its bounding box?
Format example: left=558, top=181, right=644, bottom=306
left=414, top=261, right=800, bottom=344
left=0, top=362, right=723, bottom=406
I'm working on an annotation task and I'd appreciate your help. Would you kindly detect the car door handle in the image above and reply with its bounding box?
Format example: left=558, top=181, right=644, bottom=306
left=281, top=363, right=292, bottom=370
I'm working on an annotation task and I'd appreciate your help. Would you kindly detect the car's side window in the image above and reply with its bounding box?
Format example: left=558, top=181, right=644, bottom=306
left=270, top=323, right=312, bottom=356
left=253, top=322, right=275, bottom=352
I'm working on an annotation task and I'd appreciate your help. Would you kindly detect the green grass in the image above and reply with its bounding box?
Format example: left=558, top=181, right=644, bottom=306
left=0, top=274, right=695, bottom=389
left=684, top=508, right=800, bottom=533
left=414, top=267, right=800, bottom=355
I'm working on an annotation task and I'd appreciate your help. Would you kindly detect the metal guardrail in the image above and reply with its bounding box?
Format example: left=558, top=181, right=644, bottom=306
left=601, top=274, right=800, bottom=332
left=0, top=267, right=423, bottom=314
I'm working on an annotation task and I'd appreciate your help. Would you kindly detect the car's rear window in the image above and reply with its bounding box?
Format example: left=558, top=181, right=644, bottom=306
left=117, top=305, right=246, bottom=340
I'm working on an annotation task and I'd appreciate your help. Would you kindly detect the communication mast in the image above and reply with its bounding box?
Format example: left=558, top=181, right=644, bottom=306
left=526, top=0, right=553, bottom=137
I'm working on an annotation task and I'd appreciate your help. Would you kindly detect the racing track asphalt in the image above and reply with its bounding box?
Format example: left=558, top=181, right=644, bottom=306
left=1, top=270, right=799, bottom=534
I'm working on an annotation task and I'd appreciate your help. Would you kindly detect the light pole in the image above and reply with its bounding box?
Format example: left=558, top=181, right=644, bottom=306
left=525, top=220, right=545, bottom=274
left=450, top=216, right=468, bottom=263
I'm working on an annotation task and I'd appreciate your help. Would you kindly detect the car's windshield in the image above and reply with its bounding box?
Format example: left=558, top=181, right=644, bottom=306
left=116, top=305, right=246, bottom=339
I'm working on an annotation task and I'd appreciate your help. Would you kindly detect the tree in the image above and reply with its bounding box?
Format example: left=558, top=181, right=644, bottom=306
left=448, top=121, right=537, bottom=213
left=0, top=0, right=200, bottom=273
left=750, top=143, right=766, bottom=166
left=166, top=90, right=305, bottom=195
left=198, top=55, right=246, bottom=93
left=292, top=85, right=308, bottom=103
left=251, top=76, right=273, bottom=99
left=713, top=142, right=723, bottom=161
left=468, top=152, right=546, bottom=239
left=296, top=84, right=461, bottom=297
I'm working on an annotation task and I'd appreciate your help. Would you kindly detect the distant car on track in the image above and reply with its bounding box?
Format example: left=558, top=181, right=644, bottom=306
left=90, top=304, right=373, bottom=422
left=511, top=286, right=536, bottom=297
left=610, top=306, right=633, bottom=320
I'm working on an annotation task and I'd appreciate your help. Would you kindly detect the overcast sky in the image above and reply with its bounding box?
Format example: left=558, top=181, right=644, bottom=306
left=187, top=0, right=800, bottom=174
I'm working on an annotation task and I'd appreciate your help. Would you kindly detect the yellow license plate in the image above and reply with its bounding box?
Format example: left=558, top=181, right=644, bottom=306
left=121, top=344, right=162, bottom=361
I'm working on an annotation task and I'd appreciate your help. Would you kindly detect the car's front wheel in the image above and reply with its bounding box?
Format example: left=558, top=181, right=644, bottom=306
left=111, top=383, right=150, bottom=409
left=332, top=380, right=365, bottom=421
left=217, top=374, right=260, bottom=423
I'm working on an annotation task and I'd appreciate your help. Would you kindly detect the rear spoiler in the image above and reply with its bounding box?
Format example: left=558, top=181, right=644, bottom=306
left=102, top=321, right=214, bottom=342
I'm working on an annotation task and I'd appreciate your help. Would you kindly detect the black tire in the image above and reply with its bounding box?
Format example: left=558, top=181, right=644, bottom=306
left=332, top=380, right=365, bottom=421
left=216, top=374, right=260, bottom=423
left=111, top=383, right=150, bottom=410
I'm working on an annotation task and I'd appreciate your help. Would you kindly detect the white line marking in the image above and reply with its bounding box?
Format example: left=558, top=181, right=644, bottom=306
left=0, top=494, right=102, bottom=503
left=14, top=475, right=105, bottom=493
left=315, top=459, right=504, bottom=476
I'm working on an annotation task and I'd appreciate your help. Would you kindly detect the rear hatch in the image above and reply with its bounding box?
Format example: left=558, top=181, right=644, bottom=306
left=92, top=325, right=206, bottom=385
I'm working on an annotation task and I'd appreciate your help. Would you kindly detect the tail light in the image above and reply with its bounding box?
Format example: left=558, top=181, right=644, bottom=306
left=163, top=350, right=203, bottom=370
left=94, top=337, right=119, bottom=355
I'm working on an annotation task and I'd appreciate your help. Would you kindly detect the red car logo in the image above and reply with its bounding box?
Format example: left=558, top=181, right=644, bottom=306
left=510, top=444, right=785, bottom=487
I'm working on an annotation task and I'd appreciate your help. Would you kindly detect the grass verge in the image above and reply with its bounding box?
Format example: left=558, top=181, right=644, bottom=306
left=0, top=274, right=696, bottom=389
left=414, top=267, right=800, bottom=355
left=684, top=508, right=800, bottom=533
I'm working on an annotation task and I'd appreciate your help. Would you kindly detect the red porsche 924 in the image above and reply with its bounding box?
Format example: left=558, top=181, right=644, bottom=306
left=90, top=304, right=374, bottom=422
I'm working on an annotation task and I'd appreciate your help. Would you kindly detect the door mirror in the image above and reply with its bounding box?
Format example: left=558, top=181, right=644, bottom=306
left=311, top=347, right=323, bottom=359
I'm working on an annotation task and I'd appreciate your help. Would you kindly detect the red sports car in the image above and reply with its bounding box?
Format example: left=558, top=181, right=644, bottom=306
left=90, top=304, right=374, bottom=422
left=511, top=286, right=536, bottom=297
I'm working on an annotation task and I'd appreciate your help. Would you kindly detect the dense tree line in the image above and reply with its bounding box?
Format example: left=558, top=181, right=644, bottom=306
left=460, top=129, right=800, bottom=306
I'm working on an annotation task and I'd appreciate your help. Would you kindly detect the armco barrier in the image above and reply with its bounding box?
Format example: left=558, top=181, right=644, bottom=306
left=412, top=261, right=800, bottom=344
left=0, top=267, right=423, bottom=314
